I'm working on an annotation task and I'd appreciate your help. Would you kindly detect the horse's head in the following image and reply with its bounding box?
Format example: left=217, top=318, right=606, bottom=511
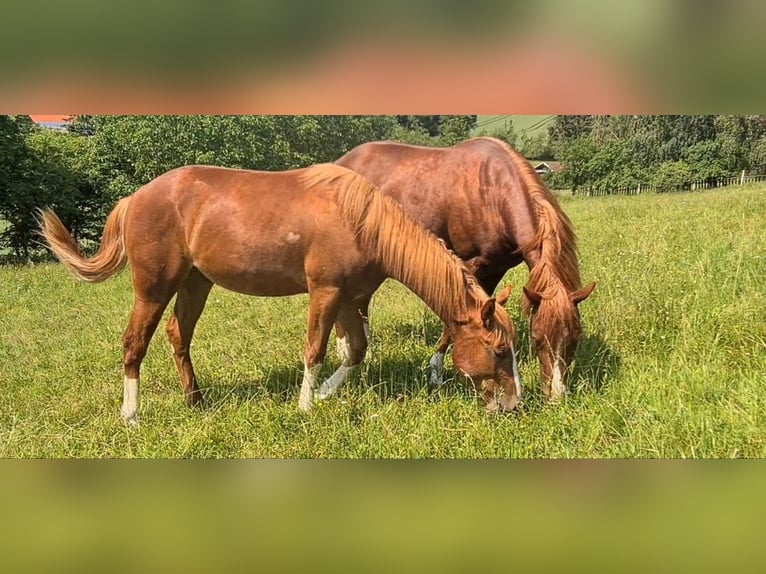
left=450, top=285, right=522, bottom=413
left=523, top=281, right=596, bottom=400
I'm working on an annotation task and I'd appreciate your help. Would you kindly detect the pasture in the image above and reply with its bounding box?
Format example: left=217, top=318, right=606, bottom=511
left=473, top=115, right=553, bottom=138
left=1, top=184, right=764, bottom=457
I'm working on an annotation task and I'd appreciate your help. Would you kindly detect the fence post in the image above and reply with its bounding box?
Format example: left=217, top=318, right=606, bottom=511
left=741, top=170, right=746, bottom=185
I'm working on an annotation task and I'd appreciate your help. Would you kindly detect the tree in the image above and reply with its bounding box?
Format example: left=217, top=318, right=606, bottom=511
left=557, top=137, right=598, bottom=193
left=748, top=136, right=766, bottom=174
left=519, top=131, right=552, bottom=160
left=548, top=115, right=594, bottom=157
left=395, top=115, right=476, bottom=138
left=26, top=130, right=103, bottom=243
left=683, top=140, right=728, bottom=182
left=438, top=116, right=475, bottom=145
left=715, top=115, right=749, bottom=172
left=652, top=161, right=693, bottom=193
left=475, top=118, right=517, bottom=147
left=0, top=116, right=39, bottom=259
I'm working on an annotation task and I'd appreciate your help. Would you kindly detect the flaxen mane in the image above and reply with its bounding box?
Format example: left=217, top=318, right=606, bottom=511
left=301, top=164, right=504, bottom=336
left=477, top=138, right=583, bottom=332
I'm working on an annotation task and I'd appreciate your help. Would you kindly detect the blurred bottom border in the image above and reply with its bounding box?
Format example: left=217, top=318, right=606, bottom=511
left=0, top=460, right=764, bottom=573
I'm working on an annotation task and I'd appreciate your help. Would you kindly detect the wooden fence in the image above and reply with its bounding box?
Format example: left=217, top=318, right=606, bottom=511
left=561, top=172, right=766, bottom=197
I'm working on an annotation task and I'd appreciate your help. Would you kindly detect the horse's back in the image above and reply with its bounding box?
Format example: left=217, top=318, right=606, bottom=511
left=336, top=138, right=527, bottom=257
left=122, top=165, right=367, bottom=297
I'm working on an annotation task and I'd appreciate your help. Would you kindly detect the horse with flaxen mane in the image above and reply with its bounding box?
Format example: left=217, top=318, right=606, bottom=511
left=336, top=137, right=596, bottom=401
left=40, top=163, right=521, bottom=424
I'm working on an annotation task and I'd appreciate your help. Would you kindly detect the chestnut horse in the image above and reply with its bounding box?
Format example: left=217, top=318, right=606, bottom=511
left=336, top=137, right=596, bottom=401
left=40, top=163, right=521, bottom=424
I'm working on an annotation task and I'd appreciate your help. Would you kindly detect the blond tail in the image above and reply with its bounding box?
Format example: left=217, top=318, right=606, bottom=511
left=39, top=197, right=131, bottom=283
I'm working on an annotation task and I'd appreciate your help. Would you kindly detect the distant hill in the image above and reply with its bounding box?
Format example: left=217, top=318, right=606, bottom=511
left=472, top=115, right=554, bottom=138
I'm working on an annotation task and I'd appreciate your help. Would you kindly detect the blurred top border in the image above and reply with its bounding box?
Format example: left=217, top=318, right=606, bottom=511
left=2, top=2, right=765, bottom=114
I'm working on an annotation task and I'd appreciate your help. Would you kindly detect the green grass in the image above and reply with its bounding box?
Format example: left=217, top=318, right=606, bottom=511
left=1, top=184, right=765, bottom=457
left=473, top=115, right=554, bottom=138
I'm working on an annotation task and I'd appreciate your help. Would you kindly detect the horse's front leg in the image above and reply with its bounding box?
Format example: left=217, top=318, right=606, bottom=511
left=428, top=256, right=489, bottom=386
left=429, top=330, right=451, bottom=386
left=298, top=285, right=342, bottom=412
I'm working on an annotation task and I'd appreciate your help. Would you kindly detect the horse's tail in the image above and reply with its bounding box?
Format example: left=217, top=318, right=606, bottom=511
left=39, top=197, right=131, bottom=283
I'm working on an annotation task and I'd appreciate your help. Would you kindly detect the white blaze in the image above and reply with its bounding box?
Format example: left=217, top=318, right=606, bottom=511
left=121, top=376, right=139, bottom=426
left=550, top=343, right=567, bottom=400
left=315, top=364, right=358, bottom=400
left=298, top=362, right=322, bottom=412
left=510, top=345, right=522, bottom=399
left=429, top=351, right=446, bottom=386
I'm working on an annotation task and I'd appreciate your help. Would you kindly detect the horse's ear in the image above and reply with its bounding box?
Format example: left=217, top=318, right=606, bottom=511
left=522, top=286, right=543, bottom=307
left=496, top=284, right=513, bottom=307
left=481, top=297, right=497, bottom=324
left=570, top=282, right=596, bottom=305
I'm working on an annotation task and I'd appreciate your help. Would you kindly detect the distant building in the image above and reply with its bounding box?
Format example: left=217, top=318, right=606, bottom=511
left=29, top=115, right=73, bottom=131
left=532, top=161, right=564, bottom=175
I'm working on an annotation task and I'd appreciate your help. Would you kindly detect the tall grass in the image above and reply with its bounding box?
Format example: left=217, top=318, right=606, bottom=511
left=1, top=185, right=764, bottom=457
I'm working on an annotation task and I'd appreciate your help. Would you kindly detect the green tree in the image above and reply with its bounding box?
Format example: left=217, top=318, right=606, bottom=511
left=26, top=130, right=102, bottom=243
left=715, top=115, right=749, bottom=172
left=557, top=137, right=598, bottom=193
left=748, top=136, right=766, bottom=173
left=548, top=115, right=594, bottom=157
left=438, top=116, right=474, bottom=145
left=519, top=131, right=552, bottom=160
left=0, top=116, right=40, bottom=259
left=652, top=160, right=693, bottom=193
left=395, top=115, right=476, bottom=138
left=683, top=140, right=728, bottom=181
left=476, top=118, right=516, bottom=147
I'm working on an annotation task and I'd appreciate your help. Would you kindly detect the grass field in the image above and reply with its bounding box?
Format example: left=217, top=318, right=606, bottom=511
left=1, top=184, right=765, bottom=458
left=473, top=115, right=554, bottom=138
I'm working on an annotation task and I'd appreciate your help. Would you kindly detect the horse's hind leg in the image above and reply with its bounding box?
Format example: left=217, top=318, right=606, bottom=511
left=317, top=302, right=369, bottom=401
left=122, top=296, right=174, bottom=425
left=335, top=294, right=371, bottom=362
left=165, top=268, right=213, bottom=408
left=121, top=249, right=190, bottom=425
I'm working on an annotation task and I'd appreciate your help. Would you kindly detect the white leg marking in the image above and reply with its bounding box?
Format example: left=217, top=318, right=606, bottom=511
left=510, top=345, right=522, bottom=399
left=121, top=376, right=139, bottom=426
left=315, top=364, right=358, bottom=401
left=429, top=351, right=446, bottom=386
left=298, top=362, right=322, bottom=412
left=550, top=345, right=567, bottom=400
left=335, top=335, right=351, bottom=363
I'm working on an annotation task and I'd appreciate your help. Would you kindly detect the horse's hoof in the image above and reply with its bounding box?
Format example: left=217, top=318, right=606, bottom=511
left=121, top=412, right=139, bottom=426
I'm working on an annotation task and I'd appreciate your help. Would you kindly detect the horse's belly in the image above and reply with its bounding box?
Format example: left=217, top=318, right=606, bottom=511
left=194, top=252, right=308, bottom=297
left=210, top=270, right=307, bottom=296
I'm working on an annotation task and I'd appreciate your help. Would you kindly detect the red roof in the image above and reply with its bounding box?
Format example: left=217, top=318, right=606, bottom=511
left=29, top=114, right=73, bottom=124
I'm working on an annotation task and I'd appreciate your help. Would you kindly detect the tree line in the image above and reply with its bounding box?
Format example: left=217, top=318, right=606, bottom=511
left=2, top=114, right=763, bottom=260
left=544, top=115, right=766, bottom=194
left=0, top=115, right=475, bottom=260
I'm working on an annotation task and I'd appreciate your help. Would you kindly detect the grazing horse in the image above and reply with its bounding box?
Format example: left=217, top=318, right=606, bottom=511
left=336, top=137, right=596, bottom=401
left=40, top=163, right=521, bottom=424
